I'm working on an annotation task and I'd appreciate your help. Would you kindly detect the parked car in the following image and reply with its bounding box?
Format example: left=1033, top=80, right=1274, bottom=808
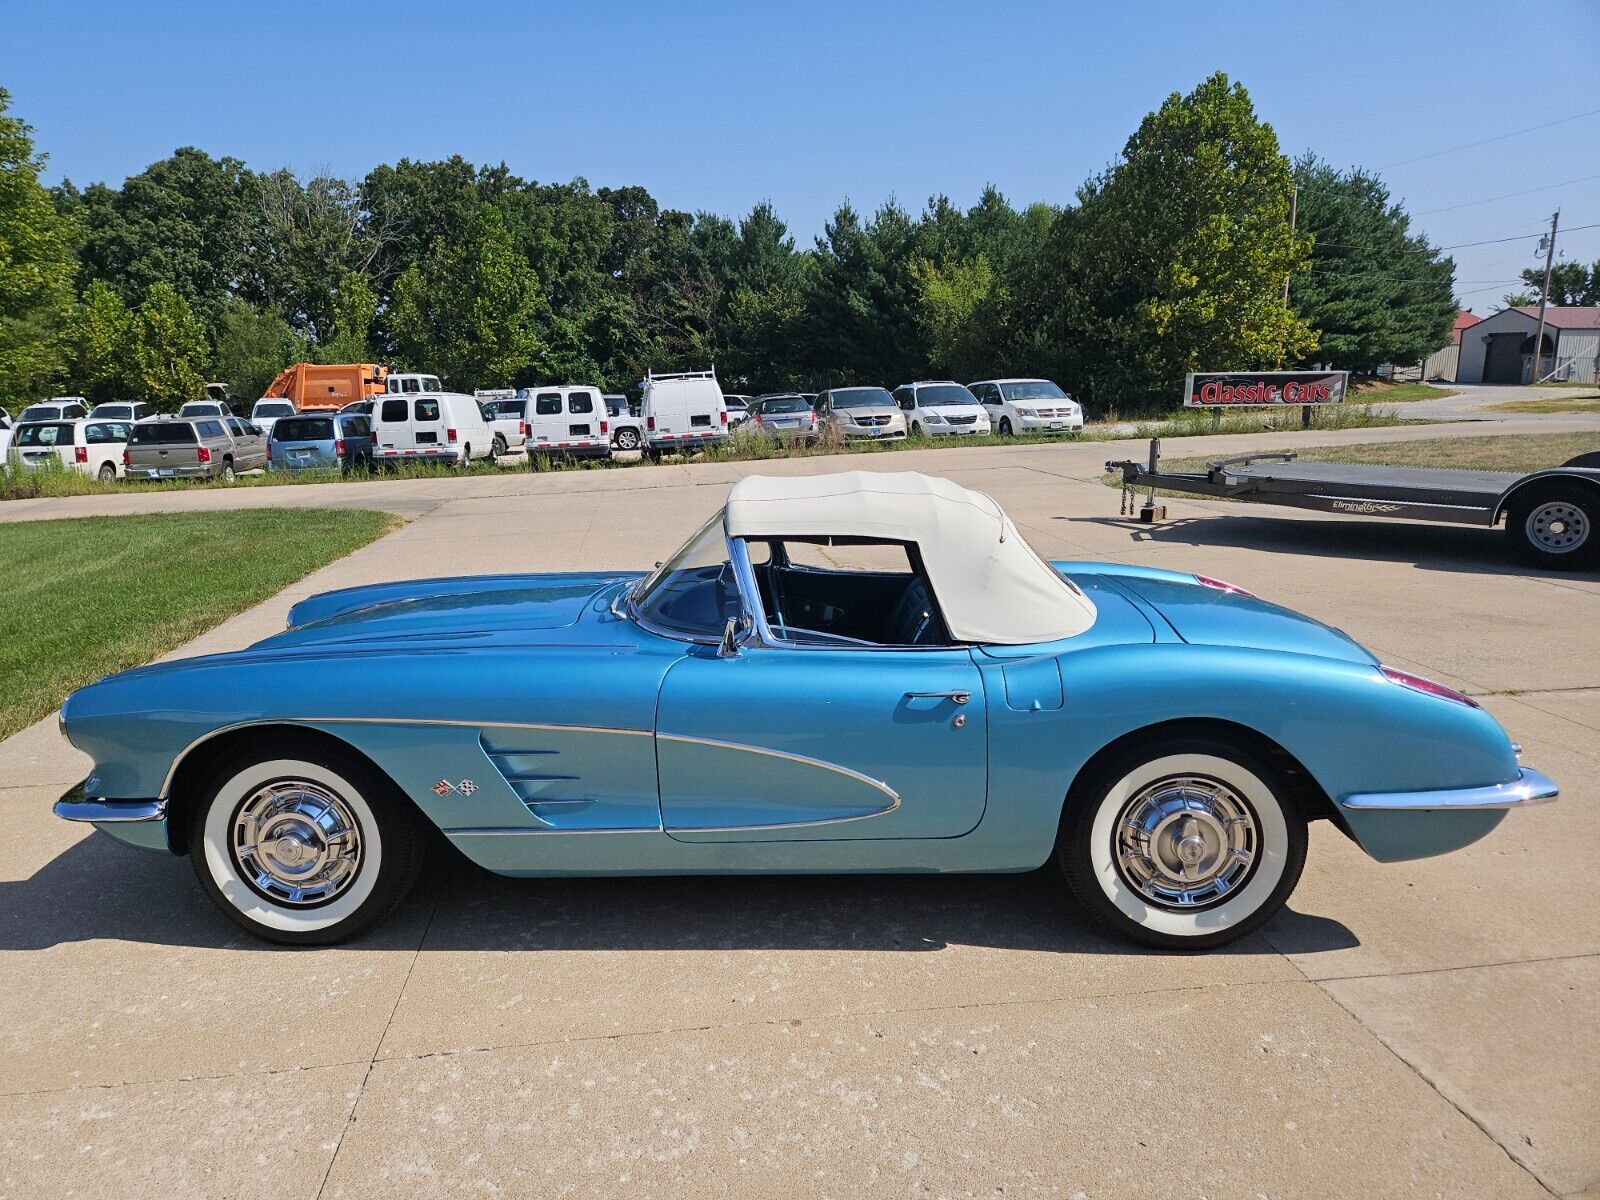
left=0, top=408, right=11, bottom=459
left=54, top=469, right=1557, bottom=947
left=18, top=399, right=89, bottom=422
left=9, top=418, right=131, bottom=481
left=124, top=418, right=234, bottom=480
left=722, top=394, right=753, bottom=428
left=816, top=387, right=908, bottom=441
left=520, top=385, right=611, bottom=461
left=893, top=382, right=992, bottom=438
left=969, top=378, right=1083, bottom=436
left=250, top=399, right=297, bottom=441
left=267, top=412, right=374, bottom=474
left=178, top=400, right=232, bottom=419
left=604, top=395, right=644, bottom=452
left=479, top=395, right=530, bottom=460
left=748, top=394, right=819, bottom=441
left=640, top=369, right=728, bottom=455
left=89, top=401, right=156, bottom=422
left=372, top=380, right=493, bottom=466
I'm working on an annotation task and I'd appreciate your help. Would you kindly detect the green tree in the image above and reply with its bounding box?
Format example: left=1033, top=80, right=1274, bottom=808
left=387, top=204, right=543, bottom=388
left=125, top=283, right=209, bottom=403
left=0, top=88, right=78, bottom=406
left=1288, top=156, right=1456, bottom=371
left=908, top=253, right=1000, bottom=379
left=62, top=280, right=133, bottom=403
left=211, top=297, right=302, bottom=401
left=1512, top=259, right=1598, bottom=307
left=313, top=271, right=376, bottom=363
left=1037, top=73, right=1314, bottom=410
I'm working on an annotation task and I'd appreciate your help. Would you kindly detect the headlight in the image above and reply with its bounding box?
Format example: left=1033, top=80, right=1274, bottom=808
left=924, top=411, right=945, bottom=423
left=1018, top=407, right=1037, bottom=417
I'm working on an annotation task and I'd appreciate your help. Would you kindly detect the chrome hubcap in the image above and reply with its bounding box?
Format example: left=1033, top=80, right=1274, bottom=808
left=232, top=781, right=363, bottom=907
left=1526, top=502, right=1588, bottom=554
left=1114, top=776, right=1259, bottom=909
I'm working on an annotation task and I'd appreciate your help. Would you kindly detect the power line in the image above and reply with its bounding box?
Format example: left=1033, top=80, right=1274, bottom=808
left=1376, top=107, right=1600, bottom=170
left=1436, top=221, right=1600, bottom=251
left=1413, top=173, right=1600, bottom=216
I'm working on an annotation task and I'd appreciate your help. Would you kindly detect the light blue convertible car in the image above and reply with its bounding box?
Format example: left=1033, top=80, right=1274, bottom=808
left=55, top=471, right=1557, bottom=948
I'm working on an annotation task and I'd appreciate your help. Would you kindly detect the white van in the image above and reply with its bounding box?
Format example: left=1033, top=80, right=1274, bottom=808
left=519, top=385, right=611, bottom=461
left=372, top=374, right=493, bottom=466
left=9, top=417, right=132, bottom=481
left=640, top=369, right=728, bottom=455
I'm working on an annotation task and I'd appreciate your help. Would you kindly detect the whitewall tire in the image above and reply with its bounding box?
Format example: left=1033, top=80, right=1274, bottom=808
left=188, top=749, right=423, bottom=945
left=1058, top=739, right=1307, bottom=950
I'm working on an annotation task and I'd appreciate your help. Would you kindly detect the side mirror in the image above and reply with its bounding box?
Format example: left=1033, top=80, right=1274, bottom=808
left=718, top=613, right=753, bottom=658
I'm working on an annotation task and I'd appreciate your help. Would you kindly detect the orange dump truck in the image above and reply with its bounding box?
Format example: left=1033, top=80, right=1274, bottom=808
left=261, top=363, right=388, bottom=411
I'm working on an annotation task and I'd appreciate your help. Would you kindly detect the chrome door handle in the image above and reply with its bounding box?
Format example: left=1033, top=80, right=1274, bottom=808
left=904, top=690, right=970, bottom=705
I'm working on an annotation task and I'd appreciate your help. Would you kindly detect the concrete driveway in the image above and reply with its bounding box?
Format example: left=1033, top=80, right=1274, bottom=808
left=1395, top=381, right=1596, bottom=422
left=2, top=419, right=1597, bottom=1198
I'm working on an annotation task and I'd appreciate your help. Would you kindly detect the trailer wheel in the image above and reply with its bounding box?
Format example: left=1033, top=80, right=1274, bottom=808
left=1506, top=483, right=1598, bottom=570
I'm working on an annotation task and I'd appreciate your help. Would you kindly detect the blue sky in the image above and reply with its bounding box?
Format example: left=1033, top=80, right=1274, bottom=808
left=6, top=0, right=1599, bottom=309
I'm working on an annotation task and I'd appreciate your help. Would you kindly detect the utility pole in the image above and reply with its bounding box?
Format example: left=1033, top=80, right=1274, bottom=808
left=1529, top=209, right=1559, bottom=384
left=1281, top=184, right=1310, bottom=426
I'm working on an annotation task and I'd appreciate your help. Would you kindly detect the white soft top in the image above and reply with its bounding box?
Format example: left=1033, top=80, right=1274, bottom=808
left=724, top=471, right=1096, bottom=644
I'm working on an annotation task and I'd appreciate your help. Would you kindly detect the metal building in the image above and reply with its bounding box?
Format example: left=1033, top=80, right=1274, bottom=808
left=1454, top=306, right=1600, bottom=384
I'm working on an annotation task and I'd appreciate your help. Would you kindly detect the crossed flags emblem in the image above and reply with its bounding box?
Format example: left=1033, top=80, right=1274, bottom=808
left=432, top=779, right=478, bottom=797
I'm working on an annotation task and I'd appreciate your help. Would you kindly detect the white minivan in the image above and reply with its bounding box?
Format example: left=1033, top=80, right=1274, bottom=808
left=9, top=418, right=132, bottom=481
left=372, top=373, right=493, bottom=466
left=892, top=381, right=992, bottom=438
left=640, top=369, right=728, bottom=455
left=519, top=385, right=611, bottom=461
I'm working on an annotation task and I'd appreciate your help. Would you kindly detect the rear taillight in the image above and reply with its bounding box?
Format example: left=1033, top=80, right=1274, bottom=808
left=600, top=420, right=609, bottom=434
left=335, top=439, right=346, bottom=458
left=520, top=421, right=529, bottom=438
left=719, top=410, right=728, bottom=425
left=1381, top=665, right=1480, bottom=708
left=1193, top=574, right=1255, bottom=598
left=197, top=446, right=211, bottom=463
left=75, top=446, right=87, bottom=464
left=265, top=442, right=272, bottom=461
left=647, top=416, right=656, bottom=431
left=121, top=450, right=130, bottom=467
left=447, top=427, right=458, bottom=444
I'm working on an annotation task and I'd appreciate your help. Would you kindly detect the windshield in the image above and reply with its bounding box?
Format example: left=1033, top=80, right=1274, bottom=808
left=420, top=377, right=442, bottom=393
left=832, top=388, right=894, bottom=409
left=630, top=513, right=739, bottom=639
left=254, top=402, right=295, bottom=417
left=179, top=403, right=219, bottom=416
left=917, top=384, right=979, bottom=407
left=19, top=406, right=59, bottom=421
left=1001, top=381, right=1069, bottom=401
left=761, top=397, right=810, bottom=414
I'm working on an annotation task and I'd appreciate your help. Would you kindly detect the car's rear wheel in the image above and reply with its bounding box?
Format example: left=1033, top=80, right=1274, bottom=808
left=187, top=748, right=424, bottom=945
left=1506, top=483, right=1598, bottom=570
left=221, top=458, right=236, bottom=483
left=615, top=428, right=641, bottom=451
left=97, top=462, right=116, bottom=482
left=492, top=434, right=507, bottom=463
left=1057, top=736, right=1307, bottom=950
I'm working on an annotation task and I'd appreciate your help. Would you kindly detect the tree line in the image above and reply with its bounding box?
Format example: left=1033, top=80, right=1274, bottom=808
left=1, top=73, right=1467, bottom=417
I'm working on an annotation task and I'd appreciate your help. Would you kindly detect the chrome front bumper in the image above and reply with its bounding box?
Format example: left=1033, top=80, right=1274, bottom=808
left=1344, top=767, right=1558, bottom=811
left=54, top=779, right=166, bottom=824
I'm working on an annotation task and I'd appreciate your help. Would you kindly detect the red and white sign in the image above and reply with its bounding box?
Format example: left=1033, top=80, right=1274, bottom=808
left=1183, top=371, right=1349, bottom=408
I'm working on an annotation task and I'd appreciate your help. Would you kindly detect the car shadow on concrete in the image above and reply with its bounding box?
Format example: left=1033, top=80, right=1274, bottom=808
left=1064, top=514, right=1576, bottom=579
left=1, top=830, right=1358, bottom=958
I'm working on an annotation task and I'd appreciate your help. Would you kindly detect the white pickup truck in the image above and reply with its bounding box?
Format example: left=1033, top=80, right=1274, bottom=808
left=475, top=389, right=527, bottom=462
left=604, top=394, right=644, bottom=452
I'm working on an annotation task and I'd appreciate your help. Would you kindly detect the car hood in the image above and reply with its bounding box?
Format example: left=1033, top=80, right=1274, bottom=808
left=1109, top=572, right=1375, bottom=666
left=265, top=572, right=640, bottom=650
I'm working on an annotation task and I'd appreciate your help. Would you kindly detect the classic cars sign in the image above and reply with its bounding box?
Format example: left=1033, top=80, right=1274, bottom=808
left=1183, top=370, right=1349, bottom=408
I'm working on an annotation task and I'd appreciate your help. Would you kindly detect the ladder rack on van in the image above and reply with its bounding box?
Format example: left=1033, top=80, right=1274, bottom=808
left=645, top=369, right=718, bottom=382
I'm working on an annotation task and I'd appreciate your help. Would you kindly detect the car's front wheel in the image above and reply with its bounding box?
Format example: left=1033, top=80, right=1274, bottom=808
left=615, top=428, right=641, bottom=451
left=1057, top=736, right=1306, bottom=950
left=187, top=747, right=424, bottom=945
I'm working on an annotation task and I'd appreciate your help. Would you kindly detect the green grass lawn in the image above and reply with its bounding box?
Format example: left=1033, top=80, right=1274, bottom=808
left=1484, top=395, right=1600, bottom=413
left=1348, top=381, right=1454, bottom=403
left=0, top=508, right=400, bottom=739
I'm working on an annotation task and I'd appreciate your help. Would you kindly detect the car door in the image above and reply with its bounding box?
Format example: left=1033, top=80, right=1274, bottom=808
left=375, top=396, right=412, bottom=459
left=655, top=644, right=988, bottom=841
left=227, top=418, right=266, bottom=468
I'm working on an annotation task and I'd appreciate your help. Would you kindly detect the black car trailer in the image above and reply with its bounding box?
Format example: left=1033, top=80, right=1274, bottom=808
left=1107, top=439, right=1600, bottom=570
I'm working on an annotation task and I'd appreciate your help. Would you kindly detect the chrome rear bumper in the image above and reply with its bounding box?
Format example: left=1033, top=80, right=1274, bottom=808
left=1344, top=767, right=1558, bottom=811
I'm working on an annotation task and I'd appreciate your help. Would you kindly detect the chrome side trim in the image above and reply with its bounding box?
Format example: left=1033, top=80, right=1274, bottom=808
left=444, top=824, right=661, bottom=837
left=156, top=717, right=653, bottom=797
left=1344, top=767, right=1558, bottom=811
left=656, top=731, right=902, bottom=831
left=54, top=781, right=167, bottom=825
